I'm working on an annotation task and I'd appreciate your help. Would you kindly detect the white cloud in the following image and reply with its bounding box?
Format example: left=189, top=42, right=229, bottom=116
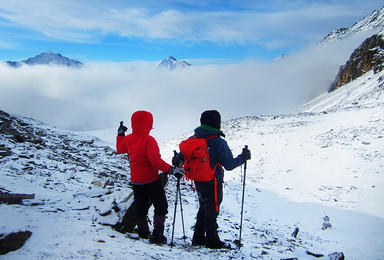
left=0, top=34, right=368, bottom=141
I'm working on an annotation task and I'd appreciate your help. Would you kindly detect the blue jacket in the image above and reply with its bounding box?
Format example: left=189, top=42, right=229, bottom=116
left=180, top=125, right=244, bottom=182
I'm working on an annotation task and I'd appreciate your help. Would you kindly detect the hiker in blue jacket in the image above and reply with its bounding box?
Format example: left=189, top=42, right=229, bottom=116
left=178, top=110, right=251, bottom=249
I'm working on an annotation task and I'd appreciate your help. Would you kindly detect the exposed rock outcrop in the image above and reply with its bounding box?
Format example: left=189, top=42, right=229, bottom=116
left=329, top=32, right=384, bottom=92
left=0, top=109, right=129, bottom=180
left=0, top=110, right=37, bottom=143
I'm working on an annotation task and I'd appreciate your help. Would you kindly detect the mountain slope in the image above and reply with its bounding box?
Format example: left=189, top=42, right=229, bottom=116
left=162, top=68, right=384, bottom=259
left=321, top=6, right=384, bottom=44
left=301, top=65, right=384, bottom=113
left=1, top=66, right=384, bottom=259
left=2, top=66, right=383, bottom=258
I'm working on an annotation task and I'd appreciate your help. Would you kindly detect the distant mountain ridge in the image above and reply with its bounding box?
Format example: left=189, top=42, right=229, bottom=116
left=317, top=6, right=384, bottom=92
left=6, top=51, right=83, bottom=68
left=321, top=6, right=384, bottom=44
left=156, top=56, right=191, bottom=70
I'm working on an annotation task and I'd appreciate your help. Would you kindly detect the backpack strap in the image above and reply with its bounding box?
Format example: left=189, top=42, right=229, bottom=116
left=189, top=180, right=196, bottom=192
left=204, top=135, right=217, bottom=142
left=204, top=134, right=221, bottom=176
left=214, top=176, right=219, bottom=212
left=205, top=135, right=221, bottom=211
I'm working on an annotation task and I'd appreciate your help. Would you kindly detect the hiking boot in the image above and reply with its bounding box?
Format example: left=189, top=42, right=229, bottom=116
left=138, top=229, right=151, bottom=239
left=192, top=240, right=205, bottom=246
left=191, top=236, right=206, bottom=246
left=136, top=218, right=150, bottom=239
left=149, top=233, right=167, bottom=244
left=206, top=240, right=231, bottom=249
left=192, top=239, right=206, bottom=246
left=149, top=225, right=167, bottom=244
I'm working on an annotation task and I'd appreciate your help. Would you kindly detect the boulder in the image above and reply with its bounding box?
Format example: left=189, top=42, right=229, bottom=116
left=0, top=231, right=32, bottom=255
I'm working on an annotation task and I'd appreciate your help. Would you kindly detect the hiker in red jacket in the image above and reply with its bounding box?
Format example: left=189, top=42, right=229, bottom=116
left=116, top=110, right=184, bottom=244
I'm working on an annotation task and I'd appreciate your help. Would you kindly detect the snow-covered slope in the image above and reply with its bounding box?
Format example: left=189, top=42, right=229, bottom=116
left=162, top=69, right=384, bottom=259
left=321, top=6, right=384, bottom=44
left=2, top=41, right=384, bottom=260
left=300, top=69, right=384, bottom=113
left=0, top=63, right=383, bottom=260
left=1, top=66, right=384, bottom=259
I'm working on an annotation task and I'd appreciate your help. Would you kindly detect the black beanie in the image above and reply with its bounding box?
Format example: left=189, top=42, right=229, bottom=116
left=200, top=110, right=221, bottom=130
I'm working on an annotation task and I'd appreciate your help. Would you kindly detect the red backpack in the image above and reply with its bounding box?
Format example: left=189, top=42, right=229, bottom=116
left=179, top=135, right=219, bottom=182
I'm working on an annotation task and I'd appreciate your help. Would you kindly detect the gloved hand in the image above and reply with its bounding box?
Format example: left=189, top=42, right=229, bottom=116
left=240, top=146, right=251, bottom=161
left=169, top=166, right=185, bottom=180
left=118, top=121, right=128, bottom=136
left=172, top=150, right=180, bottom=166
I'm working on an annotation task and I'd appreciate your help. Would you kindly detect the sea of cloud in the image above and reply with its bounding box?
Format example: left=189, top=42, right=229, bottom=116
left=0, top=33, right=372, bottom=141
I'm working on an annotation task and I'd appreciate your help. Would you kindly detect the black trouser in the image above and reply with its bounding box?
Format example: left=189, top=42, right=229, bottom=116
left=132, top=180, right=168, bottom=220
left=193, top=179, right=223, bottom=245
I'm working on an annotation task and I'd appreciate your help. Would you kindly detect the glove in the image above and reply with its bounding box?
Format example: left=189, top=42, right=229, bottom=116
left=117, top=121, right=128, bottom=136
left=169, top=166, right=185, bottom=180
left=240, top=146, right=251, bottom=161
left=172, top=150, right=180, bottom=166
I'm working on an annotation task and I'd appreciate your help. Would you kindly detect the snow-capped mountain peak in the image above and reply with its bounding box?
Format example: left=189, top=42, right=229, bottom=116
left=156, top=56, right=191, bottom=70
left=6, top=51, right=83, bottom=68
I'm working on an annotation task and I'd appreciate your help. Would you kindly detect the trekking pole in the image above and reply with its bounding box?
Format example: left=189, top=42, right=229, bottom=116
left=170, top=178, right=180, bottom=247
left=178, top=181, right=187, bottom=240
left=235, top=145, right=248, bottom=248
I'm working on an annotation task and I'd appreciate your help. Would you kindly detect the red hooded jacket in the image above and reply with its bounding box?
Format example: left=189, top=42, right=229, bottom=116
left=116, top=111, right=172, bottom=184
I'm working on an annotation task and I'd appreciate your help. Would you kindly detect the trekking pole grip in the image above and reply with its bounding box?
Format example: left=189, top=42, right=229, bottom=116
left=244, top=145, right=248, bottom=169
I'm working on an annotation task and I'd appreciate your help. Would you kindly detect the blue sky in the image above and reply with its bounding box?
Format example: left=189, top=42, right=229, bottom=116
left=0, top=0, right=383, bottom=64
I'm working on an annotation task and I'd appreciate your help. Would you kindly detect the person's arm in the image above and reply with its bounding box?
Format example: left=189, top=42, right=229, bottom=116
left=116, top=121, right=128, bottom=154
left=146, top=137, right=172, bottom=173
left=116, top=136, right=127, bottom=154
left=216, top=140, right=244, bottom=171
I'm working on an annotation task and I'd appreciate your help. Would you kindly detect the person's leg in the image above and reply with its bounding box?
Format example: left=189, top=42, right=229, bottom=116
left=202, top=181, right=220, bottom=246
left=201, top=180, right=229, bottom=249
left=133, top=184, right=150, bottom=238
left=148, top=180, right=168, bottom=244
left=192, top=182, right=207, bottom=246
